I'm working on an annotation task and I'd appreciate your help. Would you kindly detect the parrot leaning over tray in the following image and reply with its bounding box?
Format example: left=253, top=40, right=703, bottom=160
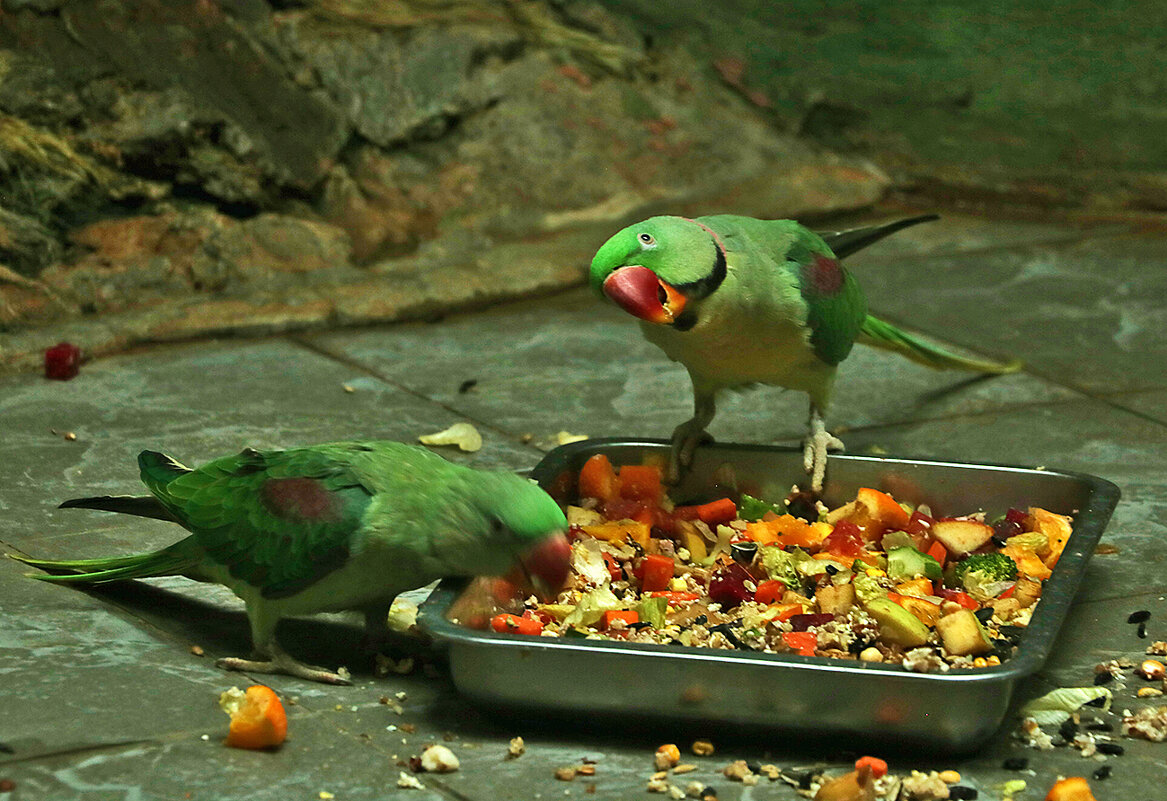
left=588, top=214, right=1021, bottom=491
left=10, top=440, right=570, bottom=684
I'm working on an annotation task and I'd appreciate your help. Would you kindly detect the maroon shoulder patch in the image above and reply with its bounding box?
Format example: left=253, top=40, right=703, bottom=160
left=808, top=254, right=844, bottom=295
left=261, top=478, right=338, bottom=521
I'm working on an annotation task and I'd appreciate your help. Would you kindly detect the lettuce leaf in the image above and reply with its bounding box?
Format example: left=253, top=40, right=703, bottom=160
left=1019, top=686, right=1113, bottom=725
left=739, top=493, right=785, bottom=522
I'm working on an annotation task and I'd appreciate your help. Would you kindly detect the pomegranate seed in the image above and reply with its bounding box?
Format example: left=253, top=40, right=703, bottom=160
left=44, top=342, right=82, bottom=380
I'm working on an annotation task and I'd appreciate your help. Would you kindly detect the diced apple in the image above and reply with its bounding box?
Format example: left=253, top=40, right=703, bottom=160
left=929, top=519, right=993, bottom=557
left=815, top=582, right=856, bottom=615
left=935, top=609, right=993, bottom=656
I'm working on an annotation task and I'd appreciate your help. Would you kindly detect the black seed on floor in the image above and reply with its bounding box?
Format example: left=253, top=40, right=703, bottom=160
left=1059, top=718, right=1079, bottom=741
left=457, top=378, right=478, bottom=393
left=1138, top=622, right=1148, bottom=639
left=1096, top=742, right=1125, bottom=755
left=1093, top=765, right=1113, bottom=780
left=949, top=786, right=978, bottom=800
left=1086, top=696, right=1109, bottom=707
left=1127, top=610, right=1151, bottom=624
left=1002, top=757, right=1028, bottom=770
left=1087, top=720, right=1114, bottom=732
left=1094, top=671, right=1114, bottom=685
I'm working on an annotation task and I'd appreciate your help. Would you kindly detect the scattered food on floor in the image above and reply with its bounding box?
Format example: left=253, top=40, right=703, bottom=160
left=418, top=422, right=483, bottom=452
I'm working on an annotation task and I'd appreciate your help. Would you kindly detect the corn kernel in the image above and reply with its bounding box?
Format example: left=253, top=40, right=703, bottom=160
left=669, top=577, right=688, bottom=592
left=654, top=744, right=681, bottom=770
left=987, top=655, right=1001, bottom=665
left=864, top=568, right=886, bottom=578
left=972, top=657, right=988, bottom=668
left=938, top=770, right=961, bottom=784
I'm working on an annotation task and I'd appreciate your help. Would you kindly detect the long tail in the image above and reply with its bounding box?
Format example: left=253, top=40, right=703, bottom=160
left=817, top=214, right=939, bottom=259
left=58, top=495, right=175, bottom=521
left=9, top=539, right=201, bottom=584
left=860, top=315, right=1022, bottom=374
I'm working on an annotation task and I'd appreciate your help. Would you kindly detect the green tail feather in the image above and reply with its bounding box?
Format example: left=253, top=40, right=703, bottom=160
left=9, top=540, right=200, bottom=584
left=138, top=450, right=191, bottom=495
left=860, top=315, right=1022, bottom=374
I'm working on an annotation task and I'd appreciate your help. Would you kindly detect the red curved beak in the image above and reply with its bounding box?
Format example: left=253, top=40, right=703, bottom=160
left=602, top=266, right=687, bottom=325
left=510, top=533, right=571, bottom=599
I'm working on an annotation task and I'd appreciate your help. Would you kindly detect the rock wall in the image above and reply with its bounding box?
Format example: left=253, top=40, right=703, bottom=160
left=0, top=0, right=889, bottom=371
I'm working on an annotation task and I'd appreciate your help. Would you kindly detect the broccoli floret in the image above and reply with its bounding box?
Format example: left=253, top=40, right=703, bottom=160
left=953, top=553, right=1019, bottom=600
left=953, top=553, right=1019, bottom=584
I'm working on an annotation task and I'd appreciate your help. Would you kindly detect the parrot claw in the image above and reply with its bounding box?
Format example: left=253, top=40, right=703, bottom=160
left=216, top=650, right=353, bottom=685
left=667, top=426, right=714, bottom=485
left=803, top=407, right=844, bottom=493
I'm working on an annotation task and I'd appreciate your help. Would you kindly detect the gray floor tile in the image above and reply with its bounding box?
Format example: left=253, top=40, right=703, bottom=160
left=310, top=288, right=1082, bottom=451
left=856, top=233, right=1167, bottom=394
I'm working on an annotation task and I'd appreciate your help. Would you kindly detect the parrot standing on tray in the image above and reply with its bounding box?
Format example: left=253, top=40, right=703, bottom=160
left=10, top=441, right=569, bottom=684
left=589, top=214, right=1020, bottom=491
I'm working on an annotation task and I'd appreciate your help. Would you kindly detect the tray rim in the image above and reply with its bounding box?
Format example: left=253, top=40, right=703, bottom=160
left=419, top=439, right=1121, bottom=688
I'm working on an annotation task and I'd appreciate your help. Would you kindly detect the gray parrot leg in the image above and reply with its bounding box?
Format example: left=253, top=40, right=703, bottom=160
left=215, top=606, right=353, bottom=685
left=667, top=391, right=717, bottom=484
left=358, top=603, right=392, bottom=652
left=803, top=404, right=845, bottom=493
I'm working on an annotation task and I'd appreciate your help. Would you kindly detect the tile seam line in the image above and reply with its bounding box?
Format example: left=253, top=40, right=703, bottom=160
left=288, top=335, right=549, bottom=458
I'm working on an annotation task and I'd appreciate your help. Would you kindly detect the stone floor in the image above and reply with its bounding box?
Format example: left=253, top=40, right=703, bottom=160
left=1, top=209, right=1165, bottom=800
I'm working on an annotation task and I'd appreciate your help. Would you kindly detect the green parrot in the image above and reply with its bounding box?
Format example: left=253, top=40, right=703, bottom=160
left=10, top=440, right=569, bottom=684
left=588, top=214, right=1020, bottom=491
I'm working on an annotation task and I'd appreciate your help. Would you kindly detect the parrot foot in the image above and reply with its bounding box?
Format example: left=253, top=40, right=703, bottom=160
left=216, top=649, right=353, bottom=686
left=803, top=412, right=844, bottom=493
left=667, top=426, right=714, bottom=485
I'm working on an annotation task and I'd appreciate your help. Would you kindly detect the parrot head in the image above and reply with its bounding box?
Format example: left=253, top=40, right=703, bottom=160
left=472, top=473, right=570, bottom=597
left=589, top=216, right=725, bottom=327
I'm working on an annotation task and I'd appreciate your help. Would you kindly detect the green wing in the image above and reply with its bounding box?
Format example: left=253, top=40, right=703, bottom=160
left=141, top=445, right=374, bottom=599
left=784, top=224, right=867, bottom=366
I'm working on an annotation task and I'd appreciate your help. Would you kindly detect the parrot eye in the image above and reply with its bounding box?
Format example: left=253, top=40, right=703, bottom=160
left=638, top=232, right=655, bottom=246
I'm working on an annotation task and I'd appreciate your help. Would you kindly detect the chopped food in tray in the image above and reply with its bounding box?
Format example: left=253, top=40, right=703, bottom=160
left=455, top=454, right=1076, bottom=673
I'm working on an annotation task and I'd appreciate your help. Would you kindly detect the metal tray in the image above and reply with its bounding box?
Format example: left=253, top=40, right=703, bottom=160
left=418, top=439, right=1120, bottom=752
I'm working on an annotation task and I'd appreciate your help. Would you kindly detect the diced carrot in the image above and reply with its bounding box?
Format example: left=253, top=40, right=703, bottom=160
left=490, top=612, right=544, bottom=636
left=581, top=521, right=651, bottom=549
left=754, top=579, right=787, bottom=605
left=926, top=540, right=947, bottom=567
left=220, top=685, right=288, bottom=750
left=600, top=610, right=639, bottom=629
left=771, top=603, right=804, bottom=622
left=782, top=630, right=817, bottom=656
left=1045, top=776, right=1097, bottom=801
left=694, top=497, right=737, bottom=525
left=638, top=554, right=675, bottom=592
left=578, top=454, right=618, bottom=502
left=601, top=552, right=623, bottom=583
left=854, top=756, right=888, bottom=779
left=856, top=487, right=911, bottom=531
left=617, top=464, right=663, bottom=503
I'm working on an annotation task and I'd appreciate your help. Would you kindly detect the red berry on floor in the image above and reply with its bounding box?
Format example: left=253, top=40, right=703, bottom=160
left=44, top=342, right=82, bottom=380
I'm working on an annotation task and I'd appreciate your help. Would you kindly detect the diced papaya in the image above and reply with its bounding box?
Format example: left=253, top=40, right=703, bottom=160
left=1045, top=776, right=1097, bottom=801
left=578, top=454, right=618, bottom=502
left=581, top=521, right=651, bottom=549
left=600, top=610, right=639, bottom=629
left=1030, top=507, right=1073, bottom=568
left=856, top=487, right=911, bottom=532
left=894, top=578, right=935, bottom=598
left=889, top=593, right=942, bottom=627
left=1002, top=543, right=1053, bottom=580
left=746, top=514, right=829, bottom=548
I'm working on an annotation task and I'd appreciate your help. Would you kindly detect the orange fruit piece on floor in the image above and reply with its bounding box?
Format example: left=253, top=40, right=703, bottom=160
left=220, top=685, right=288, bottom=750
left=1045, top=776, right=1096, bottom=801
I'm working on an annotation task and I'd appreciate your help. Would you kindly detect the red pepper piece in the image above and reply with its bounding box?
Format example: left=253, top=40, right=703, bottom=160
left=782, top=630, right=817, bottom=656
left=637, top=554, right=675, bottom=592
left=753, top=579, right=787, bottom=605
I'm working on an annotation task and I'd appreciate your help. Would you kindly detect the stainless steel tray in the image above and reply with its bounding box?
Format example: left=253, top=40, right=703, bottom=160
left=417, top=439, right=1120, bottom=752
